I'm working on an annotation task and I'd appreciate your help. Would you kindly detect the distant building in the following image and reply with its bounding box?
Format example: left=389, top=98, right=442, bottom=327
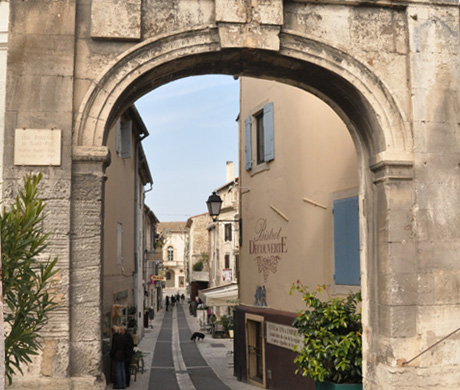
left=202, top=162, right=240, bottom=316
left=208, top=162, right=239, bottom=288
left=186, top=212, right=211, bottom=301
left=235, top=78, right=359, bottom=389
left=158, top=221, right=189, bottom=290
left=143, top=205, right=160, bottom=312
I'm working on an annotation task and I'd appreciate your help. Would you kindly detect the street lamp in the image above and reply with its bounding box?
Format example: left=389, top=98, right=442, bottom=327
left=206, top=192, right=223, bottom=222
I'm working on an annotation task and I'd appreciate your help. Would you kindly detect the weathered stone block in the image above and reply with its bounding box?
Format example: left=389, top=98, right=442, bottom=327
left=9, top=1, right=76, bottom=36
left=70, top=304, right=102, bottom=342
left=70, top=340, right=103, bottom=376
left=216, top=0, right=282, bottom=25
left=351, top=7, right=405, bottom=53
left=91, top=0, right=141, bottom=40
left=417, top=240, right=460, bottom=272
left=378, top=272, right=417, bottom=306
left=70, top=267, right=102, bottom=306
left=218, top=24, right=280, bottom=51
left=379, top=304, right=416, bottom=337
left=378, top=241, right=416, bottom=275
left=8, top=34, right=75, bottom=77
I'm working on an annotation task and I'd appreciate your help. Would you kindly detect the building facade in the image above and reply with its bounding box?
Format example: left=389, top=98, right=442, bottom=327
left=102, top=106, right=153, bottom=376
left=143, top=206, right=161, bottom=312
left=235, top=77, right=359, bottom=389
left=158, top=222, right=188, bottom=291
left=208, top=162, right=240, bottom=289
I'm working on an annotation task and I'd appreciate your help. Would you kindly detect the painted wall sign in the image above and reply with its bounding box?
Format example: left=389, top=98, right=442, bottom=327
left=249, top=218, right=288, bottom=282
left=150, top=275, right=165, bottom=283
left=266, top=321, right=303, bottom=351
left=14, top=128, right=61, bottom=166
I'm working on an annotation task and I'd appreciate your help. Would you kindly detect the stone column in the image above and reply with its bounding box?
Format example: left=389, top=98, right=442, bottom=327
left=364, top=159, right=416, bottom=389
left=69, top=146, right=109, bottom=390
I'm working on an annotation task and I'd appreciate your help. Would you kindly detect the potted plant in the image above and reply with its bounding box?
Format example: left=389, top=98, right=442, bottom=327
left=290, top=282, right=362, bottom=390
left=219, top=315, right=234, bottom=338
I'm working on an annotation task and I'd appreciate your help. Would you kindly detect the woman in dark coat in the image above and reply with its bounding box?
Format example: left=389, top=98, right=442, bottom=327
left=110, top=325, right=128, bottom=389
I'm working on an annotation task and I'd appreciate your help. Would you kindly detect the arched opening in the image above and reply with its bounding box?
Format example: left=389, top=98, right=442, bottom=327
left=71, top=29, right=413, bottom=389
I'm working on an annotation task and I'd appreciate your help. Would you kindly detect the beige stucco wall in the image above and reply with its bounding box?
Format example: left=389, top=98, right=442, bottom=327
left=239, top=77, right=359, bottom=313
left=103, top=120, right=136, bottom=317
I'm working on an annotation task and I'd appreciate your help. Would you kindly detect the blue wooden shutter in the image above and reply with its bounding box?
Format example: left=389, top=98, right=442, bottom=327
left=263, top=102, right=274, bottom=162
left=121, top=120, right=132, bottom=159
left=333, top=196, right=360, bottom=285
left=244, top=116, right=252, bottom=170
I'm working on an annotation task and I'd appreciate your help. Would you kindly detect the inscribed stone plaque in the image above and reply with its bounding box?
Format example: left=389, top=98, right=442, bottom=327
left=14, top=129, right=61, bottom=166
left=266, top=322, right=303, bottom=350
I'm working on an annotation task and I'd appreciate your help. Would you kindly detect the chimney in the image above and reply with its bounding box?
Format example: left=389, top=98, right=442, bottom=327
left=226, top=161, right=235, bottom=184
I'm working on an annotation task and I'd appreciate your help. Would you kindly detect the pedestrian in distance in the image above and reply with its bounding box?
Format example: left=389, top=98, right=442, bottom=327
left=165, top=296, right=170, bottom=311
left=110, top=325, right=129, bottom=389
left=148, top=306, right=155, bottom=328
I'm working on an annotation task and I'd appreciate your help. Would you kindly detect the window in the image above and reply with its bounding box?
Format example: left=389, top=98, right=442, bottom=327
left=256, top=112, right=265, bottom=164
left=224, top=254, right=230, bottom=269
left=167, top=246, right=174, bottom=261
left=224, top=223, right=232, bottom=242
left=115, top=118, right=132, bottom=159
left=117, top=223, right=123, bottom=265
left=166, top=271, right=171, bottom=280
left=244, top=102, right=275, bottom=170
left=333, top=196, right=360, bottom=285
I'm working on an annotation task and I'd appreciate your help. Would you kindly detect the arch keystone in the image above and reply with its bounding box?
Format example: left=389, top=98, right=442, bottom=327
left=216, top=0, right=283, bottom=50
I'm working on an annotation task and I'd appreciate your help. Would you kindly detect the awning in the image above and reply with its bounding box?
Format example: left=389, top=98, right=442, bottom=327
left=199, top=282, right=238, bottom=306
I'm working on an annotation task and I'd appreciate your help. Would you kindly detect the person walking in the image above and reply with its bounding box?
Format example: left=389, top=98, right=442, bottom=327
left=110, top=325, right=128, bottom=389
left=165, top=295, right=170, bottom=311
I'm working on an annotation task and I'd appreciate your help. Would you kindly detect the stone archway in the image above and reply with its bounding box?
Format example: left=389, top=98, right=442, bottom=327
left=4, top=1, right=459, bottom=389
left=71, top=28, right=413, bottom=390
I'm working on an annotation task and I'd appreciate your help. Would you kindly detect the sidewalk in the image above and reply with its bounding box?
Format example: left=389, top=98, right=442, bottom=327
left=105, top=302, right=257, bottom=390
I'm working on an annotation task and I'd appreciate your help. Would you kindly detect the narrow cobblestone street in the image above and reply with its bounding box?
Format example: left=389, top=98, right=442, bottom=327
left=106, top=302, right=257, bottom=390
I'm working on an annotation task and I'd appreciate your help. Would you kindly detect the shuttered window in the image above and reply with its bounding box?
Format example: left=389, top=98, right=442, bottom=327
left=244, top=102, right=274, bottom=170
left=245, top=116, right=252, bottom=170
left=121, top=120, right=132, bottom=159
left=333, top=196, right=360, bottom=285
left=263, top=102, right=274, bottom=162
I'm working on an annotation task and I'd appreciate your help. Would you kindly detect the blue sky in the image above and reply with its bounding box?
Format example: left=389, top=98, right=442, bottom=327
left=135, top=75, right=240, bottom=222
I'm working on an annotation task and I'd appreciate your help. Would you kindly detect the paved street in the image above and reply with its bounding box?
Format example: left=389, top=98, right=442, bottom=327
left=106, top=302, right=257, bottom=390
